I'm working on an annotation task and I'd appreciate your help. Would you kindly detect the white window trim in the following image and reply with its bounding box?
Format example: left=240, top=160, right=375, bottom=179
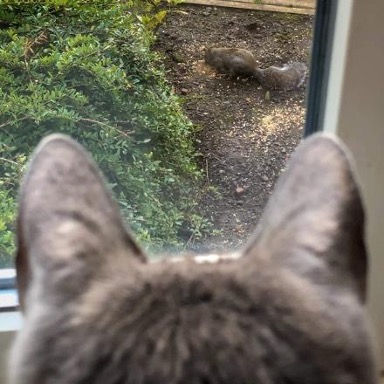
left=320, top=0, right=384, bottom=371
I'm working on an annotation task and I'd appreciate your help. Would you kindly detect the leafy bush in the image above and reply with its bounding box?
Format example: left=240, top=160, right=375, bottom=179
left=0, top=0, right=210, bottom=267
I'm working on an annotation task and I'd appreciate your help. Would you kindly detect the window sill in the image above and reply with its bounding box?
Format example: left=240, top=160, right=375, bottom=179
left=0, top=311, right=22, bottom=332
left=0, top=269, right=20, bottom=332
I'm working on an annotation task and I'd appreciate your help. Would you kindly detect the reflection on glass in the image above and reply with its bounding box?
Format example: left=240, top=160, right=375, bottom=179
left=0, top=1, right=315, bottom=271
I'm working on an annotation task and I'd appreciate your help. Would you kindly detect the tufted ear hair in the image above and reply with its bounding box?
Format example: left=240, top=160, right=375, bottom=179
left=242, top=134, right=367, bottom=301
left=16, top=134, right=146, bottom=311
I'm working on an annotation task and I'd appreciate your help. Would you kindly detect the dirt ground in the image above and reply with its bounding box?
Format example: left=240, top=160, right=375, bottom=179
left=153, top=4, right=314, bottom=252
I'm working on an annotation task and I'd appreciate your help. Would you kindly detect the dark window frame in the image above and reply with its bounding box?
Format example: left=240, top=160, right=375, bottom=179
left=304, top=0, right=338, bottom=137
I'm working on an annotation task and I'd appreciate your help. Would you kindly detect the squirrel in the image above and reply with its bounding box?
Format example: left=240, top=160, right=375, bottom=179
left=204, top=47, right=307, bottom=91
left=204, top=47, right=259, bottom=78
left=253, top=62, right=307, bottom=91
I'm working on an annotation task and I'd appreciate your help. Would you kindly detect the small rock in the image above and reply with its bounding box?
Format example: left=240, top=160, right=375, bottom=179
left=235, top=186, right=245, bottom=196
left=180, top=88, right=188, bottom=95
left=261, top=175, right=269, bottom=182
left=202, top=11, right=211, bottom=17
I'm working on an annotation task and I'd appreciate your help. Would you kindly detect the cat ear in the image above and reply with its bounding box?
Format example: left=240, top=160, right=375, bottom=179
left=16, top=134, right=146, bottom=311
left=243, top=134, right=367, bottom=301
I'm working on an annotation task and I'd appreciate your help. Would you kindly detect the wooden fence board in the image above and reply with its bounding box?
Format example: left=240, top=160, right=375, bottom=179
left=233, top=0, right=315, bottom=9
left=184, top=0, right=315, bottom=15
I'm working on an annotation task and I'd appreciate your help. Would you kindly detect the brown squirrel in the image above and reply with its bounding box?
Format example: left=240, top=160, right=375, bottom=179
left=205, top=47, right=307, bottom=91
left=204, top=47, right=258, bottom=77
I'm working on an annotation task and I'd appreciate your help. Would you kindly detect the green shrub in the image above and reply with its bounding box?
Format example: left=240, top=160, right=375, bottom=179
left=0, top=0, right=209, bottom=267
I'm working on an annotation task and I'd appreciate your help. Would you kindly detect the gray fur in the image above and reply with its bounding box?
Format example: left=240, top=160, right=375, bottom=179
left=205, top=47, right=258, bottom=77
left=254, top=62, right=308, bottom=90
left=9, top=133, right=377, bottom=384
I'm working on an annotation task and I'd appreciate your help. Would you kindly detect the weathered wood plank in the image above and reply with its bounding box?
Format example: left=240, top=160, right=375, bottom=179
left=184, top=0, right=315, bottom=15
left=233, top=0, right=315, bottom=9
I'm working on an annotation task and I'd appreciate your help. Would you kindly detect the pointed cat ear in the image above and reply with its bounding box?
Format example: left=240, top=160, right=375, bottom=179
left=16, top=134, right=146, bottom=311
left=243, top=134, right=367, bottom=301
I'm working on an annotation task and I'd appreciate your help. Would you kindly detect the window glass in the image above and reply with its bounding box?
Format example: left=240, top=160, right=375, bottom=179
left=0, top=1, right=316, bottom=278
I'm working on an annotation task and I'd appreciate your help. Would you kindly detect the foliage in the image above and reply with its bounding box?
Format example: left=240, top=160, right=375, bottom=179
left=0, top=0, right=212, bottom=268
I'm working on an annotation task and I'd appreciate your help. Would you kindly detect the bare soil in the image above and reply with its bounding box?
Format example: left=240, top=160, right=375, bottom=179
left=153, top=4, right=314, bottom=252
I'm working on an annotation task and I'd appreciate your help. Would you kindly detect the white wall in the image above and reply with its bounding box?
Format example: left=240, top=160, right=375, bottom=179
left=0, top=331, right=15, bottom=384
left=322, top=0, right=384, bottom=370
left=0, top=312, right=22, bottom=383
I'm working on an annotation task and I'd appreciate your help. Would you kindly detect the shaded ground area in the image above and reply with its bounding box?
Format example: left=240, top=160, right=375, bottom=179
left=154, top=4, right=313, bottom=252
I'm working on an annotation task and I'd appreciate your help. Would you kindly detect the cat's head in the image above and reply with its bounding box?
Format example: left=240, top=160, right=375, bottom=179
left=10, top=133, right=377, bottom=384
